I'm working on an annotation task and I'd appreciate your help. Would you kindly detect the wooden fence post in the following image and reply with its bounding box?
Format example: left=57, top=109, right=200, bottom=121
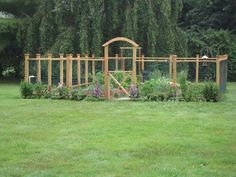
left=115, top=54, right=118, bottom=71
left=36, top=54, right=41, bottom=83
left=59, top=54, right=64, bottom=84
left=69, top=54, right=73, bottom=88
left=132, top=46, right=137, bottom=85
left=48, top=54, right=52, bottom=90
left=92, top=54, right=95, bottom=81
left=216, top=55, right=221, bottom=89
left=172, top=55, right=177, bottom=85
left=104, top=46, right=110, bottom=99
left=141, top=54, right=145, bottom=72
left=196, top=54, right=199, bottom=83
left=169, top=55, right=173, bottom=78
left=77, top=54, right=81, bottom=87
left=66, top=54, right=73, bottom=88
left=24, top=54, right=29, bottom=82
left=85, top=54, right=89, bottom=86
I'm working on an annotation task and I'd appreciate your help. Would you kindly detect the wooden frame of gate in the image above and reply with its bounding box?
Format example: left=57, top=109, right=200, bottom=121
left=102, top=37, right=139, bottom=100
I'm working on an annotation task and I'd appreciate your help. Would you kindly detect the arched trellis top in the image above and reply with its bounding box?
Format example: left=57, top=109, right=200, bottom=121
left=102, top=37, right=139, bottom=47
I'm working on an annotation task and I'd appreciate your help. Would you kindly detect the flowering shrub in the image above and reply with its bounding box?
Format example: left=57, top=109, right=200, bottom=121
left=129, top=84, right=139, bottom=99
left=93, top=83, right=102, bottom=98
left=2, top=67, right=15, bottom=78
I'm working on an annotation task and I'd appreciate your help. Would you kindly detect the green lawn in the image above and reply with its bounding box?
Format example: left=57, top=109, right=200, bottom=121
left=0, top=82, right=236, bottom=177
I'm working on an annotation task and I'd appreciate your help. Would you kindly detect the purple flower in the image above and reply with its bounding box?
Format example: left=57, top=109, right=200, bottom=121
left=93, top=83, right=102, bottom=98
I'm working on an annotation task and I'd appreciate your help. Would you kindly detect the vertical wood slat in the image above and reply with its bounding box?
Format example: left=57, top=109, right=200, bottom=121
left=66, top=54, right=73, bottom=88
left=104, top=46, right=110, bottom=99
left=141, top=54, right=145, bottom=72
left=36, top=54, right=41, bottom=83
left=59, top=54, right=64, bottom=84
left=196, top=54, right=199, bottom=83
left=69, top=54, right=73, bottom=88
left=172, top=55, right=177, bottom=85
left=169, top=55, right=173, bottom=78
left=216, top=55, right=221, bottom=89
left=92, top=54, right=95, bottom=81
left=77, top=54, right=81, bottom=87
left=24, top=54, right=29, bottom=82
left=132, top=47, right=137, bottom=85
left=48, top=54, right=52, bottom=90
left=115, top=54, right=118, bottom=71
left=85, top=54, right=89, bottom=86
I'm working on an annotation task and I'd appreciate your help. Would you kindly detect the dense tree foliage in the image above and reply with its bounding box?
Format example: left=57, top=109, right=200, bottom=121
left=181, top=0, right=236, bottom=80
left=22, top=0, right=187, bottom=57
left=0, top=0, right=235, bottom=80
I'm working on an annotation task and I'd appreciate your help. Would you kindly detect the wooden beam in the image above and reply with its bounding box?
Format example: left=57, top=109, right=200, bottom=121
left=104, top=46, right=110, bottom=99
left=36, top=54, right=41, bottom=83
left=141, top=54, right=145, bottom=72
left=85, top=54, right=89, bottom=86
left=68, top=54, right=73, bottom=88
left=24, top=54, right=29, bottom=82
left=77, top=54, right=81, bottom=87
left=132, top=46, right=137, bottom=85
left=172, top=55, right=177, bottom=85
left=59, top=54, right=64, bottom=84
left=169, top=55, right=172, bottom=78
left=92, top=54, right=95, bottom=81
left=109, top=73, right=130, bottom=97
left=115, top=54, right=118, bottom=71
left=48, top=54, right=52, bottom=90
left=216, top=55, right=221, bottom=89
left=196, top=54, right=199, bottom=83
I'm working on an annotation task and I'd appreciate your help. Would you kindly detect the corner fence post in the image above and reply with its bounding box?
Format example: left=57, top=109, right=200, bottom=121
left=48, top=54, right=52, bottom=90
left=24, top=54, right=29, bottom=82
left=77, top=54, right=81, bottom=88
left=196, top=54, right=199, bottom=83
left=172, top=55, right=177, bottom=85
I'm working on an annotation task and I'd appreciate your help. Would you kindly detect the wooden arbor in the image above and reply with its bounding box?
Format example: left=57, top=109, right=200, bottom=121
left=102, top=37, right=139, bottom=100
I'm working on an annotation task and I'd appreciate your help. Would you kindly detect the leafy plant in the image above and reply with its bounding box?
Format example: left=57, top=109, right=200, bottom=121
left=202, top=82, right=220, bottom=102
left=20, top=81, right=33, bottom=99
left=71, top=89, right=86, bottom=101
left=129, top=84, right=139, bottom=100
left=33, top=83, right=48, bottom=98
left=93, top=83, right=102, bottom=98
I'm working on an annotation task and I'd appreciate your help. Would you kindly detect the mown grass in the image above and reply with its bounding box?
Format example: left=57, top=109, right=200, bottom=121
left=0, top=81, right=236, bottom=177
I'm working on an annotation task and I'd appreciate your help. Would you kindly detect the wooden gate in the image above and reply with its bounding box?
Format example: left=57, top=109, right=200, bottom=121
left=103, top=37, right=139, bottom=99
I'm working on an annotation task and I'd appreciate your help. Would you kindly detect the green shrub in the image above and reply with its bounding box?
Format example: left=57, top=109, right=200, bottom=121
left=34, top=83, right=48, bottom=98
left=141, top=77, right=176, bottom=101
left=182, top=82, right=204, bottom=102
left=178, top=71, right=188, bottom=98
left=71, top=89, right=86, bottom=101
left=51, top=86, right=70, bottom=100
left=140, top=79, right=155, bottom=97
left=20, top=81, right=33, bottom=99
left=93, top=72, right=104, bottom=85
left=202, top=82, right=220, bottom=102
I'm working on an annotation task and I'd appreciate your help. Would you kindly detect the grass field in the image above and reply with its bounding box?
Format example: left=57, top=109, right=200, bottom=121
left=0, top=81, right=236, bottom=177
